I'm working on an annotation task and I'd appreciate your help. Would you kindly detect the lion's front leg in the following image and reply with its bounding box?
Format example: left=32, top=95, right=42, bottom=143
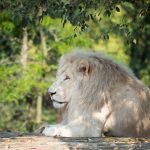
left=42, top=124, right=83, bottom=137
left=42, top=123, right=102, bottom=137
left=42, top=124, right=62, bottom=136
left=42, top=124, right=76, bottom=137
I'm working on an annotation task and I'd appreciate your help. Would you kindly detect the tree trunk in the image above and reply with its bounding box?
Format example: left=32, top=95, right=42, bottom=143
left=20, top=28, right=28, bottom=69
left=35, top=94, right=42, bottom=124
left=40, top=30, right=48, bottom=67
left=35, top=30, right=48, bottom=124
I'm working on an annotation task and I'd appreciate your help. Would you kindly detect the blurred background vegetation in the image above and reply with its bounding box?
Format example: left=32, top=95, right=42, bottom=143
left=0, top=0, right=150, bottom=132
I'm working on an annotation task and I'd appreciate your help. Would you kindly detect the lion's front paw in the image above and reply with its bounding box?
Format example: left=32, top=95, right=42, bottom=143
left=42, top=125, right=60, bottom=136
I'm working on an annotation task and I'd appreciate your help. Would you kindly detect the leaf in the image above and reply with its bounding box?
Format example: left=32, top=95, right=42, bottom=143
left=90, top=14, right=94, bottom=20
left=74, top=26, right=77, bottom=31
left=79, top=6, right=82, bottom=12
left=63, top=19, right=67, bottom=28
left=99, top=17, right=102, bottom=21
left=103, top=34, right=109, bottom=40
left=81, top=25, right=85, bottom=31
left=74, top=34, right=77, bottom=37
left=104, top=10, right=111, bottom=17
left=116, top=7, right=120, bottom=12
left=140, top=9, right=146, bottom=16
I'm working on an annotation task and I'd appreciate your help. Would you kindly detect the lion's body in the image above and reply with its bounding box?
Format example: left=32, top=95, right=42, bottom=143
left=43, top=51, right=150, bottom=137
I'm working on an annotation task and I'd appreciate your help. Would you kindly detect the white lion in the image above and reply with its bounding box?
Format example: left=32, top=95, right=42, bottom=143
left=42, top=51, right=150, bottom=137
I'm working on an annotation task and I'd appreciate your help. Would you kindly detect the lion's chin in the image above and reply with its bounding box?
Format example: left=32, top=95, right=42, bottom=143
left=53, top=101, right=66, bottom=109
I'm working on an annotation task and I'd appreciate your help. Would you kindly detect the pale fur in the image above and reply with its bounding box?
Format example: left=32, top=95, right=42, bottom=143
left=42, top=51, right=150, bottom=137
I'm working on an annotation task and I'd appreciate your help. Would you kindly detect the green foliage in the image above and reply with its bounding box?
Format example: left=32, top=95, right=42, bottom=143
left=0, top=101, right=56, bottom=132
left=1, top=0, right=149, bottom=39
left=0, top=55, right=53, bottom=103
left=0, top=63, right=21, bottom=102
left=0, top=14, right=96, bottom=132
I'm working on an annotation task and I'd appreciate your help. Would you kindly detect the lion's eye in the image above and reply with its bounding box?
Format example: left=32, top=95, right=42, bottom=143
left=64, top=75, right=70, bottom=80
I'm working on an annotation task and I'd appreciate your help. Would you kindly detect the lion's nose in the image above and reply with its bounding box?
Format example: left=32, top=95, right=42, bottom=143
left=48, top=89, right=56, bottom=97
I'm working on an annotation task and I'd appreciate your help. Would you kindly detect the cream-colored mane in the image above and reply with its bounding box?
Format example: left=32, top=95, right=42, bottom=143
left=42, top=51, right=150, bottom=137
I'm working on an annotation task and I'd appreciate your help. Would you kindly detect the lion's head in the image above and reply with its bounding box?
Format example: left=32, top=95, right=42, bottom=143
left=48, top=51, right=133, bottom=109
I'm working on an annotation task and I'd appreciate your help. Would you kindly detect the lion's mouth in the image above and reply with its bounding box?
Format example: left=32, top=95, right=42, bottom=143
left=51, top=99, right=68, bottom=104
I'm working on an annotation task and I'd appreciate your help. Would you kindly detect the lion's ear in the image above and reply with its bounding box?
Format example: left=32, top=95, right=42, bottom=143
left=78, top=60, right=91, bottom=76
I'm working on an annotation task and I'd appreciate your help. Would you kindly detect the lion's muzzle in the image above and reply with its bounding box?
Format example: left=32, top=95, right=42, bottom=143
left=52, top=99, right=68, bottom=104
left=48, top=89, right=56, bottom=97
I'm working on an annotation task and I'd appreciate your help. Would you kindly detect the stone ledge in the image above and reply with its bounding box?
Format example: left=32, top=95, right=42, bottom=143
left=0, top=132, right=150, bottom=150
